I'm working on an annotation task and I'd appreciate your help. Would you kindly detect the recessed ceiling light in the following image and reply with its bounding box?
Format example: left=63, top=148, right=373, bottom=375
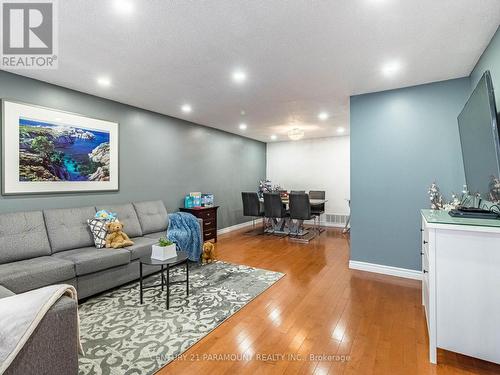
left=337, top=127, right=345, bottom=134
left=270, top=135, right=277, bottom=141
left=232, top=70, right=247, bottom=84
left=239, top=123, right=247, bottom=130
left=240, top=110, right=246, bottom=116
left=181, top=104, right=192, bottom=113
left=318, top=112, right=329, bottom=121
left=113, top=0, right=134, bottom=15
left=382, top=60, right=402, bottom=77
left=97, top=76, right=111, bottom=87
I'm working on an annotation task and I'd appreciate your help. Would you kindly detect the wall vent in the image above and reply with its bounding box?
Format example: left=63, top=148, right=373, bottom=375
left=325, top=214, right=348, bottom=225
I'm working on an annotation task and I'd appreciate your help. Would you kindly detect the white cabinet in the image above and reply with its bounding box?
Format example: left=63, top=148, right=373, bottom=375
left=421, top=210, right=500, bottom=364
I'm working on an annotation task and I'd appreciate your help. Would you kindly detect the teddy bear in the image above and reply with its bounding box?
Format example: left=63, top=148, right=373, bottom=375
left=105, top=220, right=134, bottom=249
left=201, top=241, right=216, bottom=264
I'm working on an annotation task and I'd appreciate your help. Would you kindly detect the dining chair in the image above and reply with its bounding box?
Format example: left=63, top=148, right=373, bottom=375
left=288, top=193, right=317, bottom=243
left=241, top=192, right=265, bottom=234
left=263, top=192, right=289, bottom=235
left=309, top=190, right=326, bottom=233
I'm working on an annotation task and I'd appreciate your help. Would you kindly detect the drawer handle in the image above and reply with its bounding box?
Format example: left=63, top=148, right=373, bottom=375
left=205, top=221, right=212, bottom=226
left=205, top=232, right=212, bottom=236
left=423, top=269, right=428, bottom=273
left=423, top=240, right=428, bottom=244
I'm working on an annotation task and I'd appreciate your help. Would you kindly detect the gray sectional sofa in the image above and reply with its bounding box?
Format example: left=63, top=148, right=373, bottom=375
left=0, top=200, right=202, bottom=374
left=0, top=285, right=79, bottom=375
left=0, top=200, right=199, bottom=299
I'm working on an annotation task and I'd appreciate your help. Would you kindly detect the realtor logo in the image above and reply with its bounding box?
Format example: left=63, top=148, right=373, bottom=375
left=1, top=0, right=58, bottom=69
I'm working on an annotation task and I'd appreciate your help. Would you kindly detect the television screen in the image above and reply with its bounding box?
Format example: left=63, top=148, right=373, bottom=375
left=458, top=71, right=500, bottom=200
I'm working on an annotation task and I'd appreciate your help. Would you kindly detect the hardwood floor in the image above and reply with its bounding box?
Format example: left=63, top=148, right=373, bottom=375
left=159, top=227, right=500, bottom=375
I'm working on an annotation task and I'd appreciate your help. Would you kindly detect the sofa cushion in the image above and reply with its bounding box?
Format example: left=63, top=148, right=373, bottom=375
left=96, top=204, right=143, bottom=238
left=44, top=207, right=97, bottom=253
left=52, top=247, right=130, bottom=276
left=143, top=231, right=166, bottom=240
left=0, top=211, right=52, bottom=264
left=125, top=237, right=158, bottom=260
left=133, top=200, right=168, bottom=235
left=0, top=256, right=76, bottom=293
left=0, top=285, right=14, bottom=298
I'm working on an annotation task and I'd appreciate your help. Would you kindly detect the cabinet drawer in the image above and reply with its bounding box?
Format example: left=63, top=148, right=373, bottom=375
left=198, top=209, right=216, bottom=220
left=203, top=228, right=216, bottom=240
left=202, top=219, right=216, bottom=229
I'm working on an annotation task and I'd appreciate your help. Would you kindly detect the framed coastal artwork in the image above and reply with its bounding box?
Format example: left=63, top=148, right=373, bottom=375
left=1, top=100, right=119, bottom=195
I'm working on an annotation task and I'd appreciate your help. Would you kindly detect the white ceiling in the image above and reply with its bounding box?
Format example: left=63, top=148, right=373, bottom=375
left=6, top=0, right=500, bottom=142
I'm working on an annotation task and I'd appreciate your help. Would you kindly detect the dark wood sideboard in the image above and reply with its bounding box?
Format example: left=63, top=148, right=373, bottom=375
left=179, top=206, right=219, bottom=243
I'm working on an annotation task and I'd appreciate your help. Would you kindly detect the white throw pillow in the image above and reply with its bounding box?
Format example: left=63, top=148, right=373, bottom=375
left=88, top=218, right=115, bottom=249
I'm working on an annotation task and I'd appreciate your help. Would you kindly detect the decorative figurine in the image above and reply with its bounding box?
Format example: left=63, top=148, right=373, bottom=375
left=489, top=176, right=500, bottom=203
left=428, top=182, right=444, bottom=210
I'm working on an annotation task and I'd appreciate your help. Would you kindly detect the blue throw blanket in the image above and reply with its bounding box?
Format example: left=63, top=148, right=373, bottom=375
left=166, top=212, right=202, bottom=262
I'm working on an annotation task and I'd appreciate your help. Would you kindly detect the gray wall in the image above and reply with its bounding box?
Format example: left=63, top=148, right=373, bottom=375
left=350, top=78, right=469, bottom=270
left=0, top=71, right=266, bottom=229
left=350, top=26, right=500, bottom=271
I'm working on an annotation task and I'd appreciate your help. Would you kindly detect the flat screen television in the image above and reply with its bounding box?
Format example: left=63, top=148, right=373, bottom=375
left=457, top=70, right=500, bottom=201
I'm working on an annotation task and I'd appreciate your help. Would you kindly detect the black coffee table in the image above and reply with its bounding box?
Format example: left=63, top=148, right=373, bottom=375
left=139, top=251, right=189, bottom=309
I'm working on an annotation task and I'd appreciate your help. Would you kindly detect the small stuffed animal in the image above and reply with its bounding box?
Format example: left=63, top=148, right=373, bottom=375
left=105, top=220, right=134, bottom=249
left=201, top=241, right=216, bottom=264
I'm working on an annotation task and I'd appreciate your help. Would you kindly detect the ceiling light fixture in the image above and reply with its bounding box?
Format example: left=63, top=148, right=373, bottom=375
left=232, top=70, right=247, bottom=84
left=270, top=135, right=277, bottom=141
left=181, top=104, right=192, bottom=113
left=113, top=0, right=134, bottom=15
left=97, top=76, right=111, bottom=87
left=318, top=112, right=329, bottom=121
left=239, top=123, right=247, bottom=130
left=288, top=128, right=305, bottom=141
left=337, top=127, right=345, bottom=134
left=382, top=60, right=402, bottom=77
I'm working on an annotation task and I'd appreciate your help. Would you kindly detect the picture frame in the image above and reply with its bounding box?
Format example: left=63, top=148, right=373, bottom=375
left=1, top=99, right=119, bottom=195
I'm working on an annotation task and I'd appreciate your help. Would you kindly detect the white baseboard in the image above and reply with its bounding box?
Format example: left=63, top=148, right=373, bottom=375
left=349, top=260, right=422, bottom=280
left=304, top=219, right=345, bottom=228
left=217, top=219, right=263, bottom=235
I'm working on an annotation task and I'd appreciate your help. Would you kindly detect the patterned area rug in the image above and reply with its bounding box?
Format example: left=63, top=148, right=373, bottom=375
left=78, top=261, right=284, bottom=375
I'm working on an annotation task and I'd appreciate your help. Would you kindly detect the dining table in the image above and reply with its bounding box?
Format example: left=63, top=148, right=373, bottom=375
left=259, top=198, right=328, bottom=206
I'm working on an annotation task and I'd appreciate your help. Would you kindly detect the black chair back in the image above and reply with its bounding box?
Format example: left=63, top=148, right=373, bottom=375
left=289, top=193, right=312, bottom=220
left=290, top=190, right=305, bottom=194
left=263, top=192, right=286, bottom=218
left=241, top=192, right=263, bottom=217
left=309, top=190, right=325, bottom=213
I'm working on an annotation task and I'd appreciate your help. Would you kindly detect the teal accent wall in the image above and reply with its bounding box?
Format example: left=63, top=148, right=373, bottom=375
left=350, top=26, right=500, bottom=271
left=0, top=71, right=266, bottom=229
left=350, top=78, right=469, bottom=270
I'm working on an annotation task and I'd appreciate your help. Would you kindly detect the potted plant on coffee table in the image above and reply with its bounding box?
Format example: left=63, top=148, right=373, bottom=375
left=151, top=238, right=177, bottom=260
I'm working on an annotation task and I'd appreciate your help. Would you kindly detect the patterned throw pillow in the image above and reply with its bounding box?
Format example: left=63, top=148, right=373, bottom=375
left=88, top=218, right=115, bottom=249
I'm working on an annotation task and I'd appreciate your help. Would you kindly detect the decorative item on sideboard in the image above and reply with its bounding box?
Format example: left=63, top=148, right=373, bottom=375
left=427, top=181, right=463, bottom=211
left=184, top=192, right=214, bottom=208
left=489, top=176, right=500, bottom=203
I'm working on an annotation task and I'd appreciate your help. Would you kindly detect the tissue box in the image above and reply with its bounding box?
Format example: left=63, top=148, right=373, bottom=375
left=151, top=244, right=177, bottom=261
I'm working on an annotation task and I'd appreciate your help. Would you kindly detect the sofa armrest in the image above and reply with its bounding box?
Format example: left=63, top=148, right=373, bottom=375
left=5, top=296, right=79, bottom=375
left=197, top=218, right=203, bottom=244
